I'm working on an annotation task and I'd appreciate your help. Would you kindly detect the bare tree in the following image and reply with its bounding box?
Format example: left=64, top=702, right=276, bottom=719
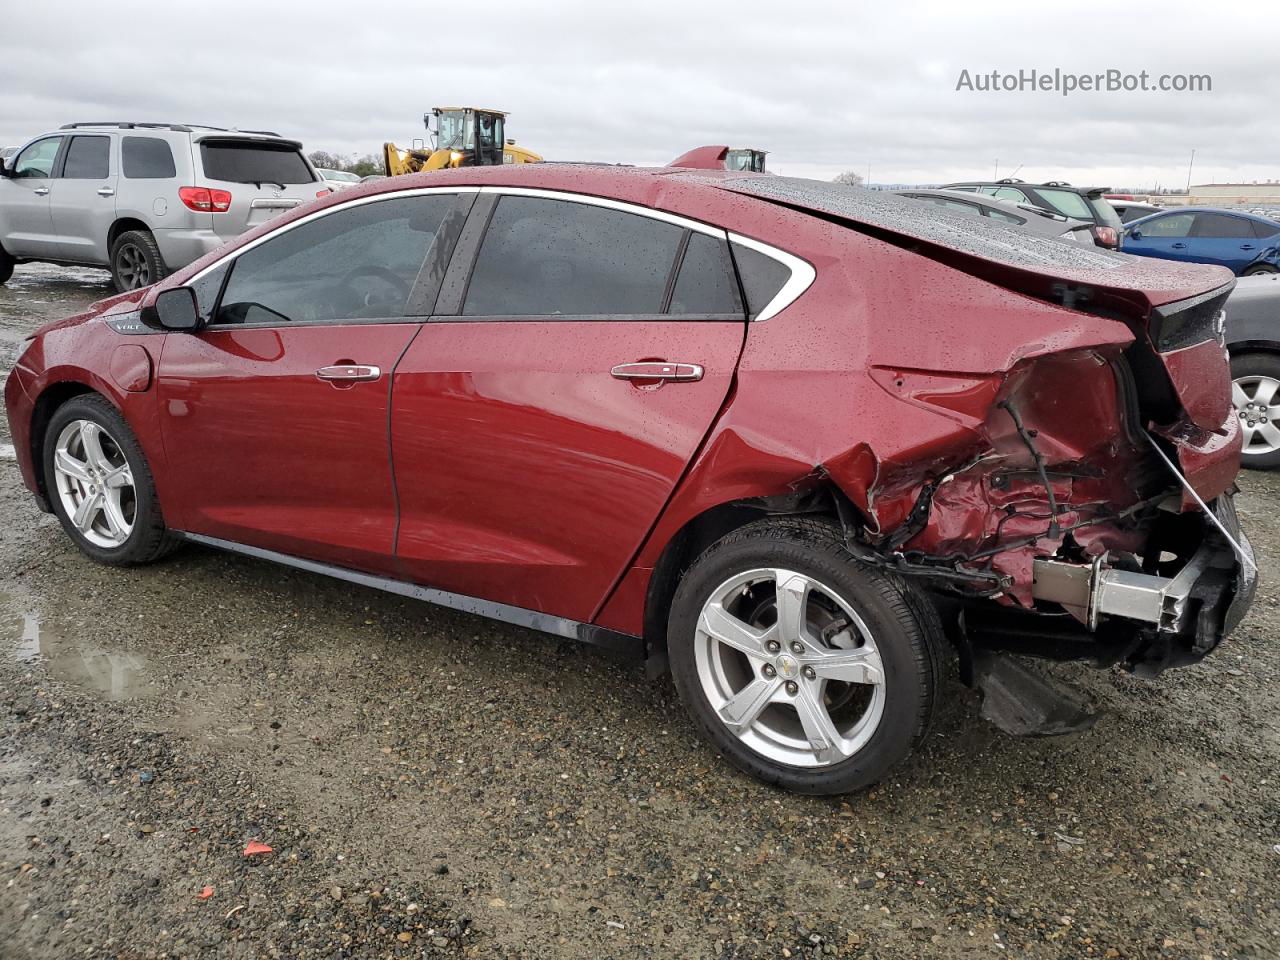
left=832, top=171, right=864, bottom=187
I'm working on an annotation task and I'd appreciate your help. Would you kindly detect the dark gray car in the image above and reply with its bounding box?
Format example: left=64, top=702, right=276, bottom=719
left=896, top=189, right=1097, bottom=244
left=1225, top=273, right=1280, bottom=467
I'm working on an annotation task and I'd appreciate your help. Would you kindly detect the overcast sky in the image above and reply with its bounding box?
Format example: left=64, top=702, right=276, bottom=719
left=4, top=0, right=1278, bottom=188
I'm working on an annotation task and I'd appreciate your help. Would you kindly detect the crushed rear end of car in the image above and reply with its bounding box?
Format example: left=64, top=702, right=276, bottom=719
left=720, top=178, right=1257, bottom=714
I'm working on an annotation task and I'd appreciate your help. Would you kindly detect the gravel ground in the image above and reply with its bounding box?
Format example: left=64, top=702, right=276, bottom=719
left=1, top=263, right=1278, bottom=959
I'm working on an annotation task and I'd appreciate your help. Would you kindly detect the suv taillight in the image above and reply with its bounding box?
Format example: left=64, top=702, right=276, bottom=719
left=179, top=186, right=232, bottom=213
left=1093, top=225, right=1119, bottom=249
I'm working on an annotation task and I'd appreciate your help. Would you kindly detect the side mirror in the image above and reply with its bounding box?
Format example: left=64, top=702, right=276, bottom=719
left=142, top=287, right=202, bottom=331
left=0, top=158, right=12, bottom=178
left=1128, top=229, right=1142, bottom=240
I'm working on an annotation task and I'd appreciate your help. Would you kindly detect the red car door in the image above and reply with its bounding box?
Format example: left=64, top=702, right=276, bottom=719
left=155, top=193, right=458, bottom=573
left=391, top=192, right=747, bottom=622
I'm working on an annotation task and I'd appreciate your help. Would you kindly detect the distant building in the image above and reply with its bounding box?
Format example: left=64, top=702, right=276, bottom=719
left=1190, top=182, right=1280, bottom=200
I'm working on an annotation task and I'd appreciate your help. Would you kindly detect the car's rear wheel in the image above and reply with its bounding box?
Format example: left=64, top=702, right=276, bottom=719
left=43, top=394, right=176, bottom=564
left=110, top=230, right=167, bottom=292
left=668, top=517, right=944, bottom=794
left=1231, top=353, right=1280, bottom=469
left=1242, top=264, right=1279, bottom=277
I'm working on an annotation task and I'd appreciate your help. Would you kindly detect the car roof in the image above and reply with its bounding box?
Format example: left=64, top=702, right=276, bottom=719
left=1128, top=206, right=1280, bottom=225
left=943, top=180, right=1110, bottom=195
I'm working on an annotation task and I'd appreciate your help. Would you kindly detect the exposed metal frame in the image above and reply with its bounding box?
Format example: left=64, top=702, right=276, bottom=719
left=177, top=532, right=645, bottom=660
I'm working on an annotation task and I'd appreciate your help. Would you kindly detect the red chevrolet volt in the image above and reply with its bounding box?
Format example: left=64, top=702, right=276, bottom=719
left=3, top=165, right=1257, bottom=794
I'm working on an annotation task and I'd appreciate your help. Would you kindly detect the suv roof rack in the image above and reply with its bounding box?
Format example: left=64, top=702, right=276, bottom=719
left=59, top=122, right=282, bottom=137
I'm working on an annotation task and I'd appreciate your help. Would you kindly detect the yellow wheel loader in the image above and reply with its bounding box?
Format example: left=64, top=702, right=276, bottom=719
left=383, top=107, right=543, bottom=176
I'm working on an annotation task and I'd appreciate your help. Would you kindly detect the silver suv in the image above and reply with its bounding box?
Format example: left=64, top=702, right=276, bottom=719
left=0, top=122, right=326, bottom=292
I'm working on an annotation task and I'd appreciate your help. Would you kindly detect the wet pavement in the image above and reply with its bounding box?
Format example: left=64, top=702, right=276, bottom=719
left=1, top=263, right=1279, bottom=959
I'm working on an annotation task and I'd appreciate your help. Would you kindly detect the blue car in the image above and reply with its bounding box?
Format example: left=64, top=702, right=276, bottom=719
left=1123, top=207, right=1280, bottom=276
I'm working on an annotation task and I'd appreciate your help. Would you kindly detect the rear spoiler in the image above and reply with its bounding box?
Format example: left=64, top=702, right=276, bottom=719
left=192, top=133, right=304, bottom=150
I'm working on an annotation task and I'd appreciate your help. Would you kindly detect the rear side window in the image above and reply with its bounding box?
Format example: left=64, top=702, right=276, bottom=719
left=62, top=136, right=110, bottom=179
left=463, top=196, right=684, bottom=316
left=985, top=186, right=1029, bottom=203
left=669, top=233, right=741, bottom=315
left=731, top=243, right=792, bottom=320
left=1194, top=213, right=1253, bottom=238
left=1252, top=219, right=1280, bottom=239
left=200, top=141, right=314, bottom=185
left=215, top=195, right=451, bottom=325
left=122, top=137, right=176, bottom=179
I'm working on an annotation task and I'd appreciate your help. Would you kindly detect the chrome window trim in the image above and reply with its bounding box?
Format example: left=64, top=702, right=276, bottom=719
left=727, top=232, right=816, bottom=323
left=184, top=183, right=815, bottom=325
left=475, top=185, right=726, bottom=238
left=184, top=186, right=482, bottom=285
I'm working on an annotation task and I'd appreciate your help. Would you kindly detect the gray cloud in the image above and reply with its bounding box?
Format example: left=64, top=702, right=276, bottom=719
left=3, top=0, right=1277, bottom=188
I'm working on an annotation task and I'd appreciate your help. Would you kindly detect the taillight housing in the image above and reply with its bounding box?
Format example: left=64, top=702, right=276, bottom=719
left=1093, top=225, right=1120, bottom=249
left=317, top=188, right=332, bottom=197
left=178, top=186, right=232, bottom=213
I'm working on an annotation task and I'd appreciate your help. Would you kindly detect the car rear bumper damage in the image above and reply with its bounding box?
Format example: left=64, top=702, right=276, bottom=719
left=1028, top=493, right=1256, bottom=674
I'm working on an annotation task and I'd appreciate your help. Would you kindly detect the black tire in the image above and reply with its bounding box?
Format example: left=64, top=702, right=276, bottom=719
left=109, top=229, right=167, bottom=293
left=1242, top=264, right=1279, bottom=277
left=0, top=245, right=14, bottom=284
left=1230, top=352, right=1280, bottom=469
left=667, top=517, right=945, bottom=795
left=42, top=394, right=177, bottom=565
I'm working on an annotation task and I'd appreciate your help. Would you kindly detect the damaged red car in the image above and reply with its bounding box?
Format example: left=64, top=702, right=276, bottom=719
left=3, top=165, right=1257, bottom=794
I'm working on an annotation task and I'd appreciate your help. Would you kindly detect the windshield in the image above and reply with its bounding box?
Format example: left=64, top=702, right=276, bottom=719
left=436, top=111, right=473, bottom=150
left=726, top=149, right=765, bottom=172
left=200, top=141, right=315, bottom=185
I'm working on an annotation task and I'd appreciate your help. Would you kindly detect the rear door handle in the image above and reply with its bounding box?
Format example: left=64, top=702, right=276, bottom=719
left=610, top=361, right=704, bottom=382
left=97, top=187, right=115, bottom=198
left=33, top=186, right=49, bottom=196
left=316, top=363, right=381, bottom=383
left=1171, top=242, right=1186, bottom=249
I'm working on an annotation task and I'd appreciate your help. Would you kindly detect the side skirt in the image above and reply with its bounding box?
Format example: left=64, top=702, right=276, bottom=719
left=176, top=532, right=645, bottom=661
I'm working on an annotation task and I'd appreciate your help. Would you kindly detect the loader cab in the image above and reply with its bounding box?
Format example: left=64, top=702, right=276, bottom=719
left=725, top=148, right=768, bottom=173
left=428, top=107, right=506, bottom=167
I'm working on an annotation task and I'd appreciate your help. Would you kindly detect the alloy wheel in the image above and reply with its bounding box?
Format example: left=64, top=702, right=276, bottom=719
left=694, top=567, right=886, bottom=768
left=1233, top=375, right=1280, bottom=455
left=115, top=243, right=151, bottom=289
left=52, top=419, right=136, bottom=548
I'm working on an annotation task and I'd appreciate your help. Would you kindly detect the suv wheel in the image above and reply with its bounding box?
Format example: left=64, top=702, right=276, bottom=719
left=43, top=394, right=177, bottom=564
left=668, top=517, right=944, bottom=794
left=1231, top=352, right=1280, bottom=469
left=0, top=245, right=14, bottom=284
left=110, top=230, right=167, bottom=292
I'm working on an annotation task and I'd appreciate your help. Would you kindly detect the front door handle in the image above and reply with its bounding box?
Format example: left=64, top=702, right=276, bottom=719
left=610, top=361, right=704, bottom=382
left=97, top=187, right=115, bottom=198
left=1240, top=244, right=1256, bottom=250
left=33, top=186, right=50, bottom=196
left=1171, top=242, right=1186, bottom=249
left=316, top=363, right=381, bottom=383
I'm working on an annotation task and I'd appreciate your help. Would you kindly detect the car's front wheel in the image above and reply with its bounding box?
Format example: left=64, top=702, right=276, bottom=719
left=668, top=517, right=944, bottom=794
left=1231, top=352, right=1280, bottom=469
left=43, top=394, right=176, bottom=564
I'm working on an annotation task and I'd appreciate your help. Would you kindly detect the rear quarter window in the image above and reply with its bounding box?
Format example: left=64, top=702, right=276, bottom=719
left=199, top=141, right=315, bottom=185
left=122, top=137, right=177, bottom=179
left=730, top=243, right=792, bottom=320
left=669, top=233, right=742, bottom=315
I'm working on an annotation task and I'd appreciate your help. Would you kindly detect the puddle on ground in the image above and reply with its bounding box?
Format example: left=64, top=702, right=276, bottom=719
left=4, top=590, right=155, bottom=700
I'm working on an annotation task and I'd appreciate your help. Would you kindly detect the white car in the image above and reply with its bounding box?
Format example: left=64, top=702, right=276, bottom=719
left=316, top=168, right=361, bottom=191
